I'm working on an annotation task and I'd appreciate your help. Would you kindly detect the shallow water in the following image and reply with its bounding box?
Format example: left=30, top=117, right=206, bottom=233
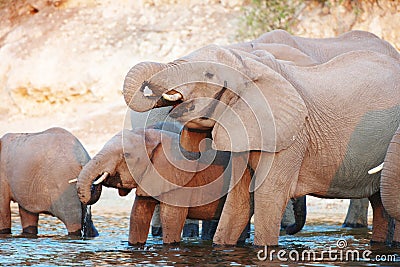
left=1, top=213, right=400, bottom=266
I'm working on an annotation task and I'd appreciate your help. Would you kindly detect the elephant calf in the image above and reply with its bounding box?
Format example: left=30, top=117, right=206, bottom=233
left=76, top=126, right=305, bottom=244
left=0, top=127, right=98, bottom=237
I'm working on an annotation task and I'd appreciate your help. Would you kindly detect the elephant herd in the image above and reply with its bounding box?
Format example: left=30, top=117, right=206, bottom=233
left=1, top=30, right=399, bottom=248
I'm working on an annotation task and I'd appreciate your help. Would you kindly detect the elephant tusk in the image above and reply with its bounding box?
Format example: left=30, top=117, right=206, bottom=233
left=93, top=172, right=109, bottom=185
left=162, top=92, right=182, bottom=102
left=68, top=178, right=78, bottom=184
left=368, top=163, right=384, bottom=174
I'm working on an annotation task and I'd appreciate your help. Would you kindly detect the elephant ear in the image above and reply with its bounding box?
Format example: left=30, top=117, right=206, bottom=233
left=134, top=128, right=198, bottom=198
left=211, top=57, right=308, bottom=152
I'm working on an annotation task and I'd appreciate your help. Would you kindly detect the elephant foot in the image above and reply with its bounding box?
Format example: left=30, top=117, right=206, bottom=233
left=370, top=240, right=391, bottom=247
left=342, top=222, right=368, bottom=228
left=151, top=226, right=162, bottom=237
left=22, top=226, right=38, bottom=236
left=68, top=229, right=82, bottom=237
left=128, top=241, right=146, bottom=247
left=0, top=228, right=11, bottom=235
left=164, top=241, right=180, bottom=247
left=182, top=223, right=199, bottom=238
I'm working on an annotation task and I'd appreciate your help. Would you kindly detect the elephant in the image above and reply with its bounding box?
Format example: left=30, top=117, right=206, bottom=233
left=130, top=111, right=306, bottom=239
left=229, top=30, right=400, bottom=231
left=76, top=123, right=306, bottom=244
left=228, top=29, right=400, bottom=63
left=0, top=127, right=98, bottom=237
left=76, top=126, right=244, bottom=244
left=122, top=39, right=400, bottom=247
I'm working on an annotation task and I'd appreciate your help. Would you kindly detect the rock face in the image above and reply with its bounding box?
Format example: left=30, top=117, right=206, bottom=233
left=295, top=0, right=400, bottom=47
left=0, top=0, right=398, bottom=117
left=0, top=0, right=240, bottom=116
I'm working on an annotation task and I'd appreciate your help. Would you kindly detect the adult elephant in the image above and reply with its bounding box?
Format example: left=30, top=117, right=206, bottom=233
left=122, top=43, right=400, bottom=246
left=229, top=29, right=400, bottom=63
left=0, top=127, right=98, bottom=237
left=230, top=30, right=400, bottom=231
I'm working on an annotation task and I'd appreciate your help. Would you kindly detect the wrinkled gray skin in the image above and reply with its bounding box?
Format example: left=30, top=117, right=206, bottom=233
left=0, top=127, right=98, bottom=237
left=130, top=110, right=306, bottom=239
left=343, top=198, right=370, bottom=228
left=381, top=126, right=400, bottom=245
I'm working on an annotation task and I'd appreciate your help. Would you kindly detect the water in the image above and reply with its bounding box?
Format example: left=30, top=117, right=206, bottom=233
left=1, top=213, right=400, bottom=266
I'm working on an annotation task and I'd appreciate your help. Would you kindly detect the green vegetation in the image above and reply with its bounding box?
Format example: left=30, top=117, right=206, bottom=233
left=236, top=0, right=373, bottom=41
left=237, top=0, right=303, bottom=41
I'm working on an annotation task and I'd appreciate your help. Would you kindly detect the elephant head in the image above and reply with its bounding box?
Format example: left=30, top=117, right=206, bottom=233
left=76, top=128, right=200, bottom=205
left=123, top=44, right=308, bottom=153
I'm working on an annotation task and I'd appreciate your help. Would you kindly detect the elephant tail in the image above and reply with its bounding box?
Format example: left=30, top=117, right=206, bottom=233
left=285, top=195, right=307, bottom=235
left=381, top=126, right=400, bottom=221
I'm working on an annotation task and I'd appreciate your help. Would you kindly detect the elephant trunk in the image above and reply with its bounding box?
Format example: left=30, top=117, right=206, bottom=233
left=77, top=154, right=111, bottom=205
left=123, top=61, right=169, bottom=112
left=381, top=128, right=400, bottom=221
left=285, top=196, right=307, bottom=235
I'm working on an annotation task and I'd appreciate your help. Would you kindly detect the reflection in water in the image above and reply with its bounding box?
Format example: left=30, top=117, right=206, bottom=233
left=1, top=214, right=399, bottom=266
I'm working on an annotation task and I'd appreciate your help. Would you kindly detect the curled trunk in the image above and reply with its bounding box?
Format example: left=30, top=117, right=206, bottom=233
left=76, top=155, right=106, bottom=205
left=123, top=62, right=168, bottom=112
left=381, top=128, right=400, bottom=221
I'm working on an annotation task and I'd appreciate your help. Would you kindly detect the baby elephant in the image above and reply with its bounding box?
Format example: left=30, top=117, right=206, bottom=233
left=77, top=126, right=305, bottom=244
left=0, top=127, right=98, bottom=237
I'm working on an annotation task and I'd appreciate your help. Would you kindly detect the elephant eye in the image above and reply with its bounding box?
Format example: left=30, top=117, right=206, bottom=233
left=123, top=152, right=131, bottom=158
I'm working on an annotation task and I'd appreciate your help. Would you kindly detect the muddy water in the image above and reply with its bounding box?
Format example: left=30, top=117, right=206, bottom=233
left=1, top=213, right=400, bottom=266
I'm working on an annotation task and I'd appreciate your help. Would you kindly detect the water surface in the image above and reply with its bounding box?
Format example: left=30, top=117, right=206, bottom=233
left=1, top=212, right=399, bottom=266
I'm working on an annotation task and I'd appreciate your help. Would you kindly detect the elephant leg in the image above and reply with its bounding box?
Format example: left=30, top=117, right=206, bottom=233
left=201, top=220, right=219, bottom=240
left=237, top=222, right=251, bottom=244
left=369, top=192, right=394, bottom=244
left=213, top=154, right=252, bottom=246
left=0, top=192, right=11, bottom=234
left=182, top=219, right=199, bottom=238
left=343, top=198, right=369, bottom=228
left=151, top=204, right=162, bottom=237
left=160, top=204, right=188, bottom=244
left=252, top=143, right=305, bottom=246
left=18, top=205, right=38, bottom=235
left=128, top=196, right=157, bottom=245
left=393, top=220, right=400, bottom=246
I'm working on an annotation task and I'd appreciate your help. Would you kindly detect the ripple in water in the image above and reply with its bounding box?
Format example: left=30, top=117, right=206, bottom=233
left=1, top=213, right=399, bottom=266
